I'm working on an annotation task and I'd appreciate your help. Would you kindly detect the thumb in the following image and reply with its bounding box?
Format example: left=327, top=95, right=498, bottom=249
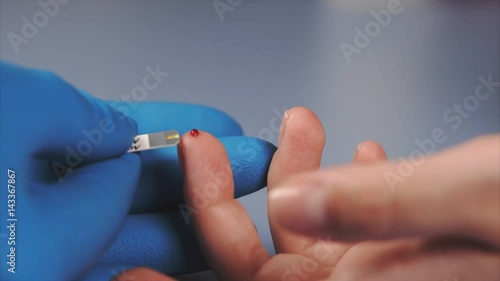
left=1, top=62, right=138, bottom=181
left=268, top=135, right=500, bottom=246
left=43, top=89, right=138, bottom=181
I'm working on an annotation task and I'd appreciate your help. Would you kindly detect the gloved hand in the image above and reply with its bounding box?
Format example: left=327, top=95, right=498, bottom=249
left=86, top=102, right=276, bottom=280
left=0, top=62, right=276, bottom=281
left=0, top=61, right=141, bottom=281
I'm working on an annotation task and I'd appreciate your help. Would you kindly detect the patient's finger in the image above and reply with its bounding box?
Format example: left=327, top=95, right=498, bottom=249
left=179, top=130, right=270, bottom=281
left=332, top=239, right=500, bottom=281
left=267, top=107, right=326, bottom=254
left=270, top=135, right=500, bottom=246
left=116, top=268, right=176, bottom=281
left=354, top=141, right=387, bottom=164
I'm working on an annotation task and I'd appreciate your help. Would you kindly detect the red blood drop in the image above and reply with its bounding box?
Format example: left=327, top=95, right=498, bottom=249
left=190, top=129, right=199, bottom=137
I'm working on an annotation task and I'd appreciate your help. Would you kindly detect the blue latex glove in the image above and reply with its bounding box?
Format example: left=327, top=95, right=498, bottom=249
left=0, top=62, right=141, bottom=281
left=86, top=103, right=276, bottom=280
left=0, top=62, right=276, bottom=281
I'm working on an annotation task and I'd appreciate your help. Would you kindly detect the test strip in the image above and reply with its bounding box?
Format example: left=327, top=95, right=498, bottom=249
left=128, top=130, right=180, bottom=152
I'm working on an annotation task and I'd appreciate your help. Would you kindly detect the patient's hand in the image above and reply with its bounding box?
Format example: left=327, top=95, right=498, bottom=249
left=118, top=107, right=499, bottom=281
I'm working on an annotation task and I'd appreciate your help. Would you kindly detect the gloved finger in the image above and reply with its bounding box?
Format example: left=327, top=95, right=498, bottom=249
left=353, top=141, right=387, bottom=163
left=129, top=136, right=276, bottom=214
left=22, top=153, right=141, bottom=281
left=106, top=101, right=243, bottom=137
left=96, top=212, right=209, bottom=276
left=267, top=107, right=326, bottom=254
left=332, top=239, right=500, bottom=281
left=180, top=130, right=270, bottom=280
left=0, top=63, right=136, bottom=165
left=269, top=135, right=500, bottom=247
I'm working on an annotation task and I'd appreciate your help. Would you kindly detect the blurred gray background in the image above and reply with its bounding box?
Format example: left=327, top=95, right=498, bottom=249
left=1, top=0, right=499, bottom=280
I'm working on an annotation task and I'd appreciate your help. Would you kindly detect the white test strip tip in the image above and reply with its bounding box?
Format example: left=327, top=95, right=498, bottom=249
left=127, top=130, right=180, bottom=152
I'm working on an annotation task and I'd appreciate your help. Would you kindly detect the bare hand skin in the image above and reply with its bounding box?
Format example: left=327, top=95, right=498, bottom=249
left=266, top=109, right=499, bottom=281
left=120, top=107, right=499, bottom=281
left=113, top=267, right=176, bottom=281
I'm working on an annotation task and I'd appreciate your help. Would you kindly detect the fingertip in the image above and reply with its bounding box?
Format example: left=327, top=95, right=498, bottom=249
left=223, top=136, right=277, bottom=198
left=115, top=267, right=176, bottom=281
left=84, top=96, right=138, bottom=156
left=179, top=129, right=225, bottom=161
left=354, top=141, right=387, bottom=163
left=180, top=130, right=234, bottom=208
left=282, top=107, right=325, bottom=149
left=103, top=101, right=139, bottom=149
left=268, top=106, right=325, bottom=188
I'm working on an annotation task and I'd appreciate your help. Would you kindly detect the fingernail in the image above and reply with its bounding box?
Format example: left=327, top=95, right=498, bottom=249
left=354, top=143, right=363, bottom=160
left=269, top=185, right=327, bottom=231
left=278, top=110, right=289, bottom=145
